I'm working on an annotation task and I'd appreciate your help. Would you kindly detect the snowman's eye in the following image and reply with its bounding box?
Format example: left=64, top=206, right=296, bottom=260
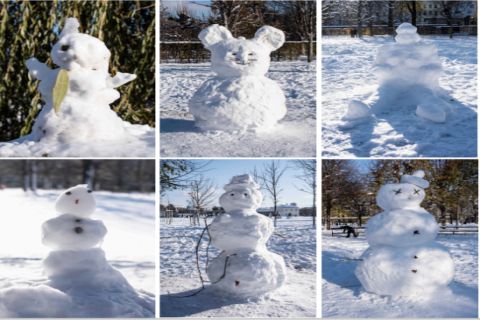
left=75, top=219, right=82, bottom=223
left=244, top=193, right=248, bottom=196
left=87, top=189, right=92, bottom=193
left=232, top=53, right=237, bottom=56
left=394, top=189, right=402, bottom=195
left=61, top=45, right=70, bottom=51
left=74, top=226, right=83, bottom=234
left=248, top=53, right=253, bottom=56
left=413, top=189, right=420, bottom=195
left=230, top=193, right=235, bottom=196
left=65, top=191, right=72, bottom=195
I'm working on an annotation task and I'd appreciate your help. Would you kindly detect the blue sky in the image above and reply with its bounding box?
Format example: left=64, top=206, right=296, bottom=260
left=162, top=159, right=315, bottom=208
left=162, top=0, right=212, bottom=19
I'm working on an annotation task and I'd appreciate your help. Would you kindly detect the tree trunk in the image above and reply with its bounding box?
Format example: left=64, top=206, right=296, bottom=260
left=308, top=33, right=314, bottom=63
left=411, top=1, right=417, bottom=26
left=22, top=161, right=29, bottom=192
left=83, top=160, right=96, bottom=189
left=30, top=161, right=38, bottom=192
left=357, top=1, right=363, bottom=38
left=325, top=200, right=332, bottom=230
left=388, top=0, right=394, bottom=35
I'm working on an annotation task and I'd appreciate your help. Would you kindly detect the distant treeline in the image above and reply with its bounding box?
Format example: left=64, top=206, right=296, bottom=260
left=0, top=160, right=154, bottom=192
left=160, top=1, right=316, bottom=63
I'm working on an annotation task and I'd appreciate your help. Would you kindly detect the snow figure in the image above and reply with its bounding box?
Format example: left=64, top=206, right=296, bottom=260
left=206, top=174, right=286, bottom=297
left=355, top=170, right=455, bottom=297
left=0, top=185, right=154, bottom=317
left=189, top=25, right=287, bottom=133
left=0, top=18, right=154, bottom=157
left=344, top=22, right=449, bottom=123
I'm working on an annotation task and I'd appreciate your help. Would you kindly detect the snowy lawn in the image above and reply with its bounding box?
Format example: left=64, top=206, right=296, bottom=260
left=160, top=61, right=316, bottom=157
left=322, top=36, right=477, bottom=157
left=160, top=217, right=316, bottom=317
left=322, top=231, right=478, bottom=318
left=0, top=188, right=155, bottom=295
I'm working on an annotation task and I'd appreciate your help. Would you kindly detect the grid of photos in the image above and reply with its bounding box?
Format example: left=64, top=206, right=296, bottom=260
left=0, top=0, right=478, bottom=319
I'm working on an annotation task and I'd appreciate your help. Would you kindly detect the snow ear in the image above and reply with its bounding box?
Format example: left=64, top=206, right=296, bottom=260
left=254, top=26, right=285, bottom=51
left=199, top=24, right=233, bottom=49
left=60, top=18, right=80, bottom=38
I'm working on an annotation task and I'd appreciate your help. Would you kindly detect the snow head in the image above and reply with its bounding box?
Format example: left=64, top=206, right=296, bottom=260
left=42, top=214, right=107, bottom=250
left=55, top=185, right=96, bottom=218
left=199, top=24, right=285, bottom=77
left=376, top=171, right=428, bottom=211
left=51, top=18, right=110, bottom=73
left=395, top=23, right=421, bottom=45
left=219, top=174, right=263, bottom=212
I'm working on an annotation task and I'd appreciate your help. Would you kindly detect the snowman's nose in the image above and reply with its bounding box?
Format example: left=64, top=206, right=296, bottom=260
left=75, top=199, right=79, bottom=204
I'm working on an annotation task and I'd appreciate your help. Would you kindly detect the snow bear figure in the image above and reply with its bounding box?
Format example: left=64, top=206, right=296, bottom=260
left=207, top=174, right=286, bottom=297
left=355, top=170, right=455, bottom=297
left=189, top=24, right=287, bottom=133
left=24, top=17, right=136, bottom=143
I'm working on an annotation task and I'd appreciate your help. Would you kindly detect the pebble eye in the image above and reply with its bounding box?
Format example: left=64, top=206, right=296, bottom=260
left=75, top=219, right=82, bottom=223
left=61, top=44, right=70, bottom=51
left=248, top=53, right=253, bottom=56
left=74, top=226, right=83, bottom=234
left=244, top=193, right=248, bottom=196
left=232, top=53, right=237, bottom=56
left=230, top=193, right=235, bottom=196
left=65, top=191, right=72, bottom=195
left=87, top=189, right=92, bottom=193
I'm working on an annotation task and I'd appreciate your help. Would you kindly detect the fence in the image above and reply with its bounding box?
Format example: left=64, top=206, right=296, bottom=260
left=322, top=24, right=477, bottom=36
left=160, top=41, right=317, bottom=63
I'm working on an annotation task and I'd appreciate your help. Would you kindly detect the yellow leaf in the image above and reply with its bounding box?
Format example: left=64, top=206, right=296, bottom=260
left=52, top=69, right=69, bottom=114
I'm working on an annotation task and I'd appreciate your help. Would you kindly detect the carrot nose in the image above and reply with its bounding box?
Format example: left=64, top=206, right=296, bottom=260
left=75, top=199, right=79, bottom=204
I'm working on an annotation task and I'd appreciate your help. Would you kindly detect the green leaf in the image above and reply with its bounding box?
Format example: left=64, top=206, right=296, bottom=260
left=52, top=69, right=69, bottom=114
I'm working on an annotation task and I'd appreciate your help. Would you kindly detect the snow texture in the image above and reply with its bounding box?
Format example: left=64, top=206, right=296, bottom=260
left=355, top=171, right=455, bottom=298
left=322, top=35, right=477, bottom=157
left=206, top=175, right=286, bottom=297
left=161, top=61, right=316, bottom=157
left=0, top=187, right=154, bottom=317
left=0, top=18, right=154, bottom=157
left=189, top=25, right=286, bottom=133
left=160, top=217, right=316, bottom=317
left=322, top=232, right=478, bottom=318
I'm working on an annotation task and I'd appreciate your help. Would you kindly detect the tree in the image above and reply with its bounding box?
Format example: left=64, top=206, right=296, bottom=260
left=160, top=160, right=209, bottom=194
left=188, top=176, right=217, bottom=225
left=293, top=160, right=316, bottom=226
left=405, top=1, right=419, bottom=25
left=258, top=161, right=287, bottom=227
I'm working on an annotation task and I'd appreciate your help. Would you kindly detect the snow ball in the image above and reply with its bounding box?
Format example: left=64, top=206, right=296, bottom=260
left=207, top=249, right=286, bottom=297
left=355, top=243, right=454, bottom=296
left=376, top=183, right=426, bottom=211
left=395, top=23, right=421, bottom=45
left=208, top=211, right=274, bottom=251
left=366, top=209, right=439, bottom=247
left=199, top=24, right=285, bottom=77
left=400, top=170, right=430, bottom=189
left=416, top=103, right=446, bottom=123
left=55, top=184, right=96, bottom=217
left=42, top=214, right=107, bottom=250
left=219, top=174, right=263, bottom=212
left=52, top=18, right=110, bottom=73
left=43, top=248, right=109, bottom=278
left=342, top=100, right=370, bottom=121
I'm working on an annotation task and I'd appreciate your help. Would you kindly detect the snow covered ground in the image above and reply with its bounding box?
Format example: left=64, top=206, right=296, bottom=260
left=322, top=36, right=477, bottom=157
left=322, top=231, right=478, bottom=318
left=160, top=61, right=316, bottom=157
left=0, top=188, right=155, bottom=306
left=160, top=217, right=316, bottom=317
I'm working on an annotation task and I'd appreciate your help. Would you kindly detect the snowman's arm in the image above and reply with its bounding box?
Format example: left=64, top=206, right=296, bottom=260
left=25, top=58, right=52, bottom=81
left=107, top=72, right=137, bottom=88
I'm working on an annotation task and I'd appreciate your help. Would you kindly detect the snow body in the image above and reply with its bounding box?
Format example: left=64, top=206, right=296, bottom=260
left=0, top=18, right=154, bottom=157
left=206, top=174, right=286, bottom=297
left=189, top=25, right=287, bottom=133
left=355, top=170, right=454, bottom=297
left=0, top=185, right=154, bottom=317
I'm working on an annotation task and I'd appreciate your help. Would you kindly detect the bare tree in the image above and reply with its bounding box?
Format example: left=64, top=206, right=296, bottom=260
left=188, top=176, right=217, bottom=225
left=160, top=160, right=210, bottom=195
left=258, top=161, right=287, bottom=227
left=293, top=160, right=316, bottom=226
left=406, top=1, right=419, bottom=25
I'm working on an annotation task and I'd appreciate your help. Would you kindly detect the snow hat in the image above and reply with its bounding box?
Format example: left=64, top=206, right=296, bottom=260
left=224, top=174, right=260, bottom=192
left=400, top=170, right=429, bottom=189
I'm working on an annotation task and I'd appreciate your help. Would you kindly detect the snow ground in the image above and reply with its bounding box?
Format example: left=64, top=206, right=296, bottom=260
left=322, top=36, right=477, bottom=157
left=322, top=231, right=478, bottom=318
left=160, top=61, right=316, bottom=157
left=0, top=188, right=155, bottom=295
left=160, top=217, right=316, bottom=317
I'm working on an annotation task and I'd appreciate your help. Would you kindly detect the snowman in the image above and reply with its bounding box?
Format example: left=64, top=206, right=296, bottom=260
left=344, top=23, right=449, bottom=123
left=0, top=17, right=154, bottom=157
left=206, top=174, right=286, bottom=297
left=40, top=185, right=154, bottom=317
left=355, top=171, right=455, bottom=297
left=189, top=25, right=287, bottom=133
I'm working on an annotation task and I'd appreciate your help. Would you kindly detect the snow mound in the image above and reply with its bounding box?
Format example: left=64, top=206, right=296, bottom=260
left=342, top=100, right=370, bottom=121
